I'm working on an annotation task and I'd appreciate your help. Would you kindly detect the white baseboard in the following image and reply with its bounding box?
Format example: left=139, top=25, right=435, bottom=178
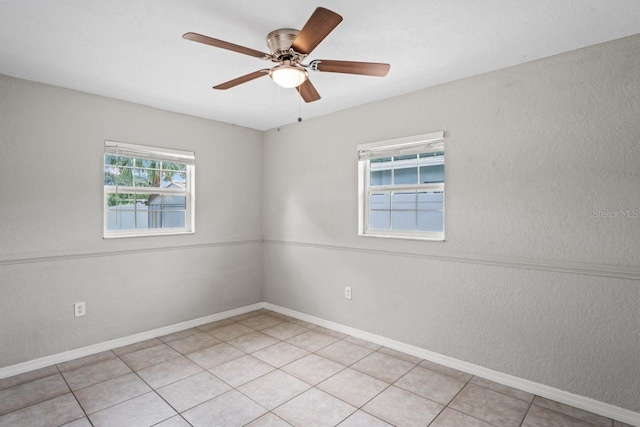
left=1, top=300, right=637, bottom=426
left=264, top=303, right=640, bottom=427
left=0, top=302, right=264, bottom=380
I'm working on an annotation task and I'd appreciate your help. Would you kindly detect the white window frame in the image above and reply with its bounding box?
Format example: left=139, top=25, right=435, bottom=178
left=358, top=131, right=445, bottom=241
left=103, top=141, right=195, bottom=239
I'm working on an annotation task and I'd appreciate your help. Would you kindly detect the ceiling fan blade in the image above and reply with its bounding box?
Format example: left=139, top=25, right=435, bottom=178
left=312, top=60, right=390, bottom=77
left=183, top=32, right=269, bottom=59
left=296, top=79, right=321, bottom=103
left=291, top=7, right=343, bottom=55
left=213, top=69, right=269, bottom=90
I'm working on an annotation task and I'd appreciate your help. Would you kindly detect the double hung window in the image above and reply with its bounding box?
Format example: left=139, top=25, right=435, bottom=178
left=103, top=141, right=195, bottom=238
left=358, top=132, right=445, bottom=240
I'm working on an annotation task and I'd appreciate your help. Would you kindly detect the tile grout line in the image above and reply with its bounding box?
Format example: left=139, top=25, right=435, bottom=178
left=55, top=364, right=94, bottom=427
left=119, top=363, right=180, bottom=425
left=427, top=373, right=490, bottom=427
left=527, top=400, right=614, bottom=427
left=518, top=397, right=535, bottom=427
left=75, top=342, right=215, bottom=422
left=156, top=316, right=309, bottom=423
left=299, top=340, right=427, bottom=424
left=227, top=312, right=453, bottom=425
left=0, top=372, right=67, bottom=417
left=467, top=377, right=536, bottom=404
left=0, top=316, right=260, bottom=424
left=194, top=315, right=353, bottom=425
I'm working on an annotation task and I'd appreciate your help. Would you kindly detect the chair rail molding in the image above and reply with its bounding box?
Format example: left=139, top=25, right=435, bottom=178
left=264, top=239, right=640, bottom=281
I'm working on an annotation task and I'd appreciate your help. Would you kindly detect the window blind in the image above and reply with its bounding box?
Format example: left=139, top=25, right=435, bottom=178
left=357, top=132, right=444, bottom=161
left=105, top=141, right=195, bottom=165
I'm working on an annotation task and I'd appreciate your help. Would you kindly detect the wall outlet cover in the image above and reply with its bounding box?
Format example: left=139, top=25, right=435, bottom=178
left=74, top=302, right=86, bottom=318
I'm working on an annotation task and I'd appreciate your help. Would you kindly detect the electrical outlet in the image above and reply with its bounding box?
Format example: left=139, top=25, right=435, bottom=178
left=74, top=302, right=86, bottom=318
left=344, top=287, right=352, bottom=300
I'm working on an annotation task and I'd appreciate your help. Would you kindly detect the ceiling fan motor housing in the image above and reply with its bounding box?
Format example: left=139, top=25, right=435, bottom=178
left=266, top=28, right=300, bottom=59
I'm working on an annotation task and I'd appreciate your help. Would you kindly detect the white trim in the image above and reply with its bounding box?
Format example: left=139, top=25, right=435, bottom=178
left=0, top=238, right=263, bottom=267
left=0, top=302, right=264, bottom=380
left=102, top=228, right=195, bottom=239
left=359, top=231, right=446, bottom=241
left=264, top=239, right=640, bottom=281
left=263, top=303, right=640, bottom=426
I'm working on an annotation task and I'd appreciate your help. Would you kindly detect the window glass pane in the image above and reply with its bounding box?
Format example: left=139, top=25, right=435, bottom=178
left=370, top=193, right=390, bottom=210
left=164, top=194, right=187, bottom=210
left=104, top=166, right=117, bottom=185
left=420, top=164, right=444, bottom=183
left=394, top=167, right=418, bottom=184
left=391, top=192, right=416, bottom=210
left=133, top=168, right=155, bottom=187
left=135, top=211, right=151, bottom=229
left=116, top=156, right=133, bottom=167
left=162, top=161, right=186, bottom=171
left=135, top=158, right=158, bottom=168
left=417, top=191, right=443, bottom=211
left=146, top=211, right=163, bottom=229
left=135, top=193, right=150, bottom=206
left=106, top=209, right=135, bottom=230
left=161, top=172, right=187, bottom=188
left=419, top=151, right=444, bottom=158
left=370, top=211, right=390, bottom=230
left=116, top=194, right=136, bottom=210
left=163, top=211, right=186, bottom=228
left=393, top=154, right=417, bottom=161
left=106, top=209, right=117, bottom=229
left=393, top=155, right=418, bottom=185
left=105, top=155, right=117, bottom=166
left=106, top=193, right=125, bottom=208
left=146, top=194, right=163, bottom=211
left=418, top=211, right=444, bottom=232
left=392, top=211, right=417, bottom=231
left=370, top=170, right=391, bottom=186
left=370, top=157, right=392, bottom=186
left=114, top=167, right=133, bottom=186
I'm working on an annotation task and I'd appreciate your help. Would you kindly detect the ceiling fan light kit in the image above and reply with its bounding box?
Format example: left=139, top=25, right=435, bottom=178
left=269, top=63, right=308, bottom=88
left=183, top=7, right=390, bottom=102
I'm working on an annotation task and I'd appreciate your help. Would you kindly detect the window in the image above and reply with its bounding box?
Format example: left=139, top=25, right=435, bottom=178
left=358, top=132, right=445, bottom=240
left=104, top=141, right=195, bottom=238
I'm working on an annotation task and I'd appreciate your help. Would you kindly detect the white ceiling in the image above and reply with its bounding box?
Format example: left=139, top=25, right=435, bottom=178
left=1, top=1, right=639, bottom=131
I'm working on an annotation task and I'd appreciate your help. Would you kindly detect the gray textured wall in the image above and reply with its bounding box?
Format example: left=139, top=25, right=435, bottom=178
left=262, top=35, right=640, bottom=411
left=0, top=75, right=264, bottom=367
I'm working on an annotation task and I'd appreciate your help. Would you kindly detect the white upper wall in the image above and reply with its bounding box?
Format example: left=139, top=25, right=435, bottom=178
left=263, top=34, right=640, bottom=268
left=0, top=76, right=263, bottom=258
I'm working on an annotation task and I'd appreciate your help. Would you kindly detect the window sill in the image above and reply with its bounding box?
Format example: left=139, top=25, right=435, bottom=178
left=359, top=231, right=445, bottom=242
left=103, top=229, right=194, bottom=239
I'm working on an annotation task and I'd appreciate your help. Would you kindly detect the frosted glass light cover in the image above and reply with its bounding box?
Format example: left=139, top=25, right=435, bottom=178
left=270, top=65, right=307, bottom=88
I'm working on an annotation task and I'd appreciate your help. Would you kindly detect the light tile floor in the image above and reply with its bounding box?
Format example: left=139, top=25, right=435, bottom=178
left=0, top=309, right=633, bottom=427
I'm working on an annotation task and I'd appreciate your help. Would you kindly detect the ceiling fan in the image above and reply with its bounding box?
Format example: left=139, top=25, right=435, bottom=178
left=182, top=7, right=390, bottom=103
